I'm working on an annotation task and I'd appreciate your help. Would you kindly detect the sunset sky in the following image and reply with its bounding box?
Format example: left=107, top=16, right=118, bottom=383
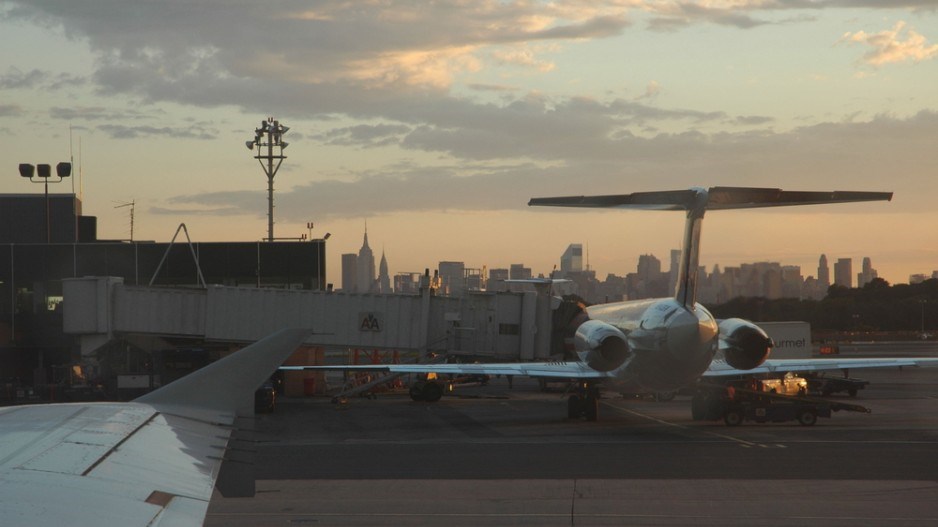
left=2, top=1, right=937, bottom=288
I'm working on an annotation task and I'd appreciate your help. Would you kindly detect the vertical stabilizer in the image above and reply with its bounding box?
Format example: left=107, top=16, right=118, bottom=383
left=674, top=188, right=708, bottom=308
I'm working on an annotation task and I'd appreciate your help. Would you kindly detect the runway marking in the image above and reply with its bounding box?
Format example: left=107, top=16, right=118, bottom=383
left=206, top=512, right=938, bottom=522
left=266, top=437, right=938, bottom=448
left=602, top=402, right=776, bottom=448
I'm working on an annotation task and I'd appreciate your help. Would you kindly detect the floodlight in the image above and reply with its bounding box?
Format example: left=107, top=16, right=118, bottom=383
left=280, top=142, right=289, bottom=149
left=247, top=117, right=289, bottom=242
left=279, top=125, right=290, bottom=134
left=17, top=159, right=71, bottom=243
left=324, top=232, right=331, bottom=240
left=56, top=162, right=71, bottom=178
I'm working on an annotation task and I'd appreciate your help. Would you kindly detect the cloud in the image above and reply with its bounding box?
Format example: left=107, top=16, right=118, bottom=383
left=642, top=1, right=934, bottom=31
left=0, top=67, right=45, bottom=89
left=491, top=48, right=556, bottom=72
left=5, top=2, right=630, bottom=99
left=0, top=104, right=23, bottom=117
left=636, top=80, right=662, bottom=100
left=467, top=83, right=521, bottom=93
left=839, top=21, right=938, bottom=67
left=732, top=115, right=774, bottom=126
left=149, top=205, right=244, bottom=216
left=0, top=66, right=86, bottom=90
left=158, top=111, right=938, bottom=221
left=49, top=106, right=153, bottom=121
left=316, top=124, right=413, bottom=148
left=97, top=123, right=218, bottom=140
left=4, top=1, right=929, bottom=133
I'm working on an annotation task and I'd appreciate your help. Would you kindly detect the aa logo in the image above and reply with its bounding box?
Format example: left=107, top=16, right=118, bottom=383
left=360, top=312, right=381, bottom=332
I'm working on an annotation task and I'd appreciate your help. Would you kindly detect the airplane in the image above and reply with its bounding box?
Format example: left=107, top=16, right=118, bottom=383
left=0, top=328, right=310, bottom=527
left=284, top=187, right=938, bottom=420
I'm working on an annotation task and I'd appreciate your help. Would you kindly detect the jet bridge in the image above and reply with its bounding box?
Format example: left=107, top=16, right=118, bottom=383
left=62, top=277, right=555, bottom=362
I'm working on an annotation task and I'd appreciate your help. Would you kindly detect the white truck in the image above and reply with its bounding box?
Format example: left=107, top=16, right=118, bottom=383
left=756, top=321, right=811, bottom=360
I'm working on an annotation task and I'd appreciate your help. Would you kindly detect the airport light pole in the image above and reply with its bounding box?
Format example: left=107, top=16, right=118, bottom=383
left=245, top=118, right=289, bottom=242
left=18, top=162, right=71, bottom=243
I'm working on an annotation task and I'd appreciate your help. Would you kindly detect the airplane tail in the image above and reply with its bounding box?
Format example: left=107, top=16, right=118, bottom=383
left=529, top=187, right=892, bottom=309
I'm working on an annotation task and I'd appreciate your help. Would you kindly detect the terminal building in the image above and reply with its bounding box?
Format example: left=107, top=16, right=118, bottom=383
left=0, top=194, right=325, bottom=394
left=2, top=192, right=563, bottom=402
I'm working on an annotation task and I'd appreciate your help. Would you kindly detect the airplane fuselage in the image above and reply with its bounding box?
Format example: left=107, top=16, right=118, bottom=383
left=587, top=298, right=719, bottom=391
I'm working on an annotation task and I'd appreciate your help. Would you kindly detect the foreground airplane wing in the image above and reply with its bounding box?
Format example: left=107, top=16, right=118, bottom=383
left=0, top=328, right=309, bottom=527
left=282, top=361, right=610, bottom=379
left=704, top=357, right=938, bottom=377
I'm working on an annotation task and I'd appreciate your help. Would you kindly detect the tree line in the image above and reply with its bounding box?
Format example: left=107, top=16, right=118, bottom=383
left=709, top=278, right=938, bottom=334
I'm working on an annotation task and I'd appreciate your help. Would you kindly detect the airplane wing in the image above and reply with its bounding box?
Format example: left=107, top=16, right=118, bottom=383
left=0, top=328, right=309, bottom=527
left=282, top=361, right=610, bottom=379
left=704, top=357, right=938, bottom=377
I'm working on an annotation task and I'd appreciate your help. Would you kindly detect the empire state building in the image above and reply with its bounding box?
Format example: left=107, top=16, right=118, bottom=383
left=356, top=225, right=376, bottom=293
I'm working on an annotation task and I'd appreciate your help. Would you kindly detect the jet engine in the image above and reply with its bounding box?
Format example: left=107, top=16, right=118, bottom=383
left=574, top=320, right=630, bottom=372
left=718, top=318, right=773, bottom=370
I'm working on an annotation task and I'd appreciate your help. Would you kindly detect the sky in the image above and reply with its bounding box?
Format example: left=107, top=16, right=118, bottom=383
left=1, top=1, right=937, bottom=289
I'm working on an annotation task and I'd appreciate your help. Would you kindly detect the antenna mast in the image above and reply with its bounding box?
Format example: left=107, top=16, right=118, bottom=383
left=114, top=200, right=136, bottom=241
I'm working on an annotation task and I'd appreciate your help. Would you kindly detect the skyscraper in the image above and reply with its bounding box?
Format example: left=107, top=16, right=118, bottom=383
left=559, top=244, right=583, bottom=276
left=668, top=249, right=682, bottom=296
left=637, top=254, right=661, bottom=281
left=858, top=257, right=878, bottom=288
left=438, top=261, right=466, bottom=296
left=509, top=263, right=532, bottom=280
left=378, top=250, right=391, bottom=293
left=818, top=254, right=830, bottom=289
left=341, top=253, right=358, bottom=292
left=356, top=224, right=376, bottom=293
left=834, top=258, right=852, bottom=288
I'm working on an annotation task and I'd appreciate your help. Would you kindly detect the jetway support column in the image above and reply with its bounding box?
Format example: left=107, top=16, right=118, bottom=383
left=533, top=283, right=553, bottom=360
left=417, top=271, right=433, bottom=361
left=63, top=276, right=124, bottom=362
left=519, top=292, right=537, bottom=360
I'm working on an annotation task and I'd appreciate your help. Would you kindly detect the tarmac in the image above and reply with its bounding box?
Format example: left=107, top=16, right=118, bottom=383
left=206, top=352, right=938, bottom=526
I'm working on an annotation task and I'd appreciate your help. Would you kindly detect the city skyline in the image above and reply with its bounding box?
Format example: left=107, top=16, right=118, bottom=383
left=347, top=230, right=912, bottom=301
left=1, top=2, right=937, bottom=288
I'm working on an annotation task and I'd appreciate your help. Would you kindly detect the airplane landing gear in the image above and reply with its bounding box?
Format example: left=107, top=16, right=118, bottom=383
left=567, top=382, right=599, bottom=421
left=409, top=380, right=444, bottom=402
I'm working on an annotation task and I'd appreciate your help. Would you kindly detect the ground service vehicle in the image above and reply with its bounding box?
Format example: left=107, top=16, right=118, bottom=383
left=692, top=381, right=869, bottom=426
left=804, top=373, right=868, bottom=397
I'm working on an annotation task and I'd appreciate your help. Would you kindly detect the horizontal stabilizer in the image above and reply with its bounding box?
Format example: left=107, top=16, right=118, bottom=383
left=529, top=189, right=698, bottom=210
left=529, top=186, right=892, bottom=211
left=530, top=186, right=892, bottom=309
left=705, top=187, right=893, bottom=210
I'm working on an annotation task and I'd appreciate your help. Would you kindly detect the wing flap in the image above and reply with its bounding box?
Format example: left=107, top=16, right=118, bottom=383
left=0, top=404, right=156, bottom=475
left=0, top=328, right=310, bottom=527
